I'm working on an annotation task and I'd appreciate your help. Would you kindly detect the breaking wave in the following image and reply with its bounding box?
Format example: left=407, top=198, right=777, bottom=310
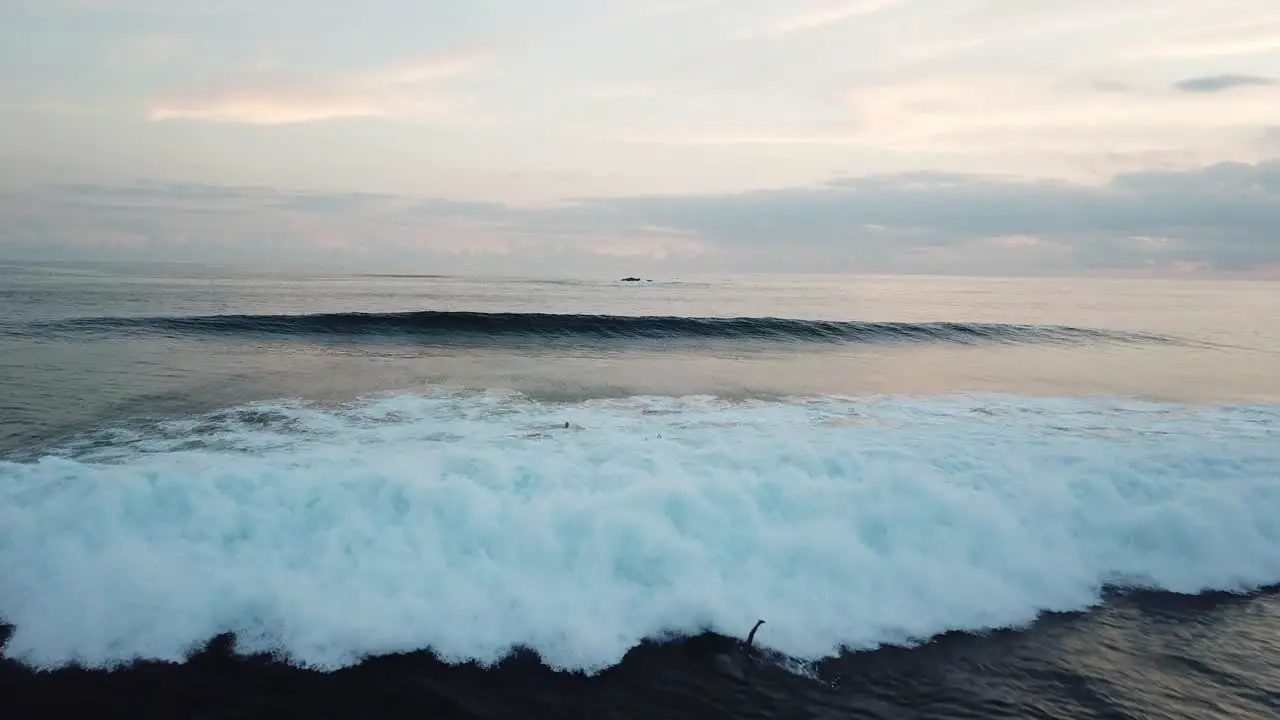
left=25, top=311, right=1174, bottom=346
left=2, top=391, right=1278, bottom=673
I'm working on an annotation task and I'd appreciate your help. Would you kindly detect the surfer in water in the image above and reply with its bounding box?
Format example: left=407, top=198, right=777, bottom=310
left=744, top=619, right=765, bottom=652
left=714, top=619, right=766, bottom=679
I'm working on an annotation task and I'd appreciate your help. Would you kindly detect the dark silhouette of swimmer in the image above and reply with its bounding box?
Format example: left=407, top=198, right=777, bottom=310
left=564, top=421, right=570, bottom=428
left=715, top=619, right=767, bottom=678
left=744, top=619, right=765, bottom=650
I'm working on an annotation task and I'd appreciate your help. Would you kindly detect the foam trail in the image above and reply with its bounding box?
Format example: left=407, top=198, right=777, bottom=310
left=1, top=392, right=1278, bottom=673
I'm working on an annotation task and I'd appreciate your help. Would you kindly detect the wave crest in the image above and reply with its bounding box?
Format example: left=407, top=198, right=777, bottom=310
left=29, top=311, right=1174, bottom=346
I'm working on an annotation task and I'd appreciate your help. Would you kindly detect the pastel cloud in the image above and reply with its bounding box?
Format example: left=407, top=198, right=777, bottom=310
left=148, top=55, right=483, bottom=125
left=741, top=0, right=902, bottom=38
left=842, top=74, right=1279, bottom=153
left=1128, top=20, right=1280, bottom=59
left=629, top=74, right=1277, bottom=149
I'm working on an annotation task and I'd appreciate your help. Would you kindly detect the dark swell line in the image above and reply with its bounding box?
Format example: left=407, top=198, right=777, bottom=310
left=21, top=311, right=1179, bottom=347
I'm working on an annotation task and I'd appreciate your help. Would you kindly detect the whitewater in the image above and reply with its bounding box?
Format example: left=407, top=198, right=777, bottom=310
left=4, top=389, right=1278, bottom=673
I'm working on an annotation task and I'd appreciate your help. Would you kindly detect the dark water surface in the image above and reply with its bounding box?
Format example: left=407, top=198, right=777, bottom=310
left=2, top=261, right=1279, bottom=719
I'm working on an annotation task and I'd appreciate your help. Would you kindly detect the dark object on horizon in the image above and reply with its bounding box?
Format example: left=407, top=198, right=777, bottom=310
left=619, top=277, right=651, bottom=282
left=745, top=620, right=765, bottom=650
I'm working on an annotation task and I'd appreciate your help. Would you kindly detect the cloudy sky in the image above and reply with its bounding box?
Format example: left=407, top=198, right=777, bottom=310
left=1, top=0, right=1277, bottom=276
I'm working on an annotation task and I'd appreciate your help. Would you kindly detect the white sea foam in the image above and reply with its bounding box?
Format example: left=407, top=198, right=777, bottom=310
left=1, top=390, right=1278, bottom=672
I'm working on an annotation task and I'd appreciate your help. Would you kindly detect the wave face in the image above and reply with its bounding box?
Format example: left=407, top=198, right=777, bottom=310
left=28, top=311, right=1172, bottom=346
left=2, top=392, right=1279, bottom=672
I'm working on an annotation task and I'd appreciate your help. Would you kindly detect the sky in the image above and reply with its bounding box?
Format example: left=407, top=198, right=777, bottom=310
left=0, top=0, right=1277, bottom=277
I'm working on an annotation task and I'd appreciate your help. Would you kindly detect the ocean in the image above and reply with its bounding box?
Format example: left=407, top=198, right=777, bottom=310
left=2, top=261, right=1278, bottom=719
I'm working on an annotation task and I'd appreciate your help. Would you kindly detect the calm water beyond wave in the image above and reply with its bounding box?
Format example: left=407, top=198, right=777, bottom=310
left=2, top=261, right=1279, bottom=719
